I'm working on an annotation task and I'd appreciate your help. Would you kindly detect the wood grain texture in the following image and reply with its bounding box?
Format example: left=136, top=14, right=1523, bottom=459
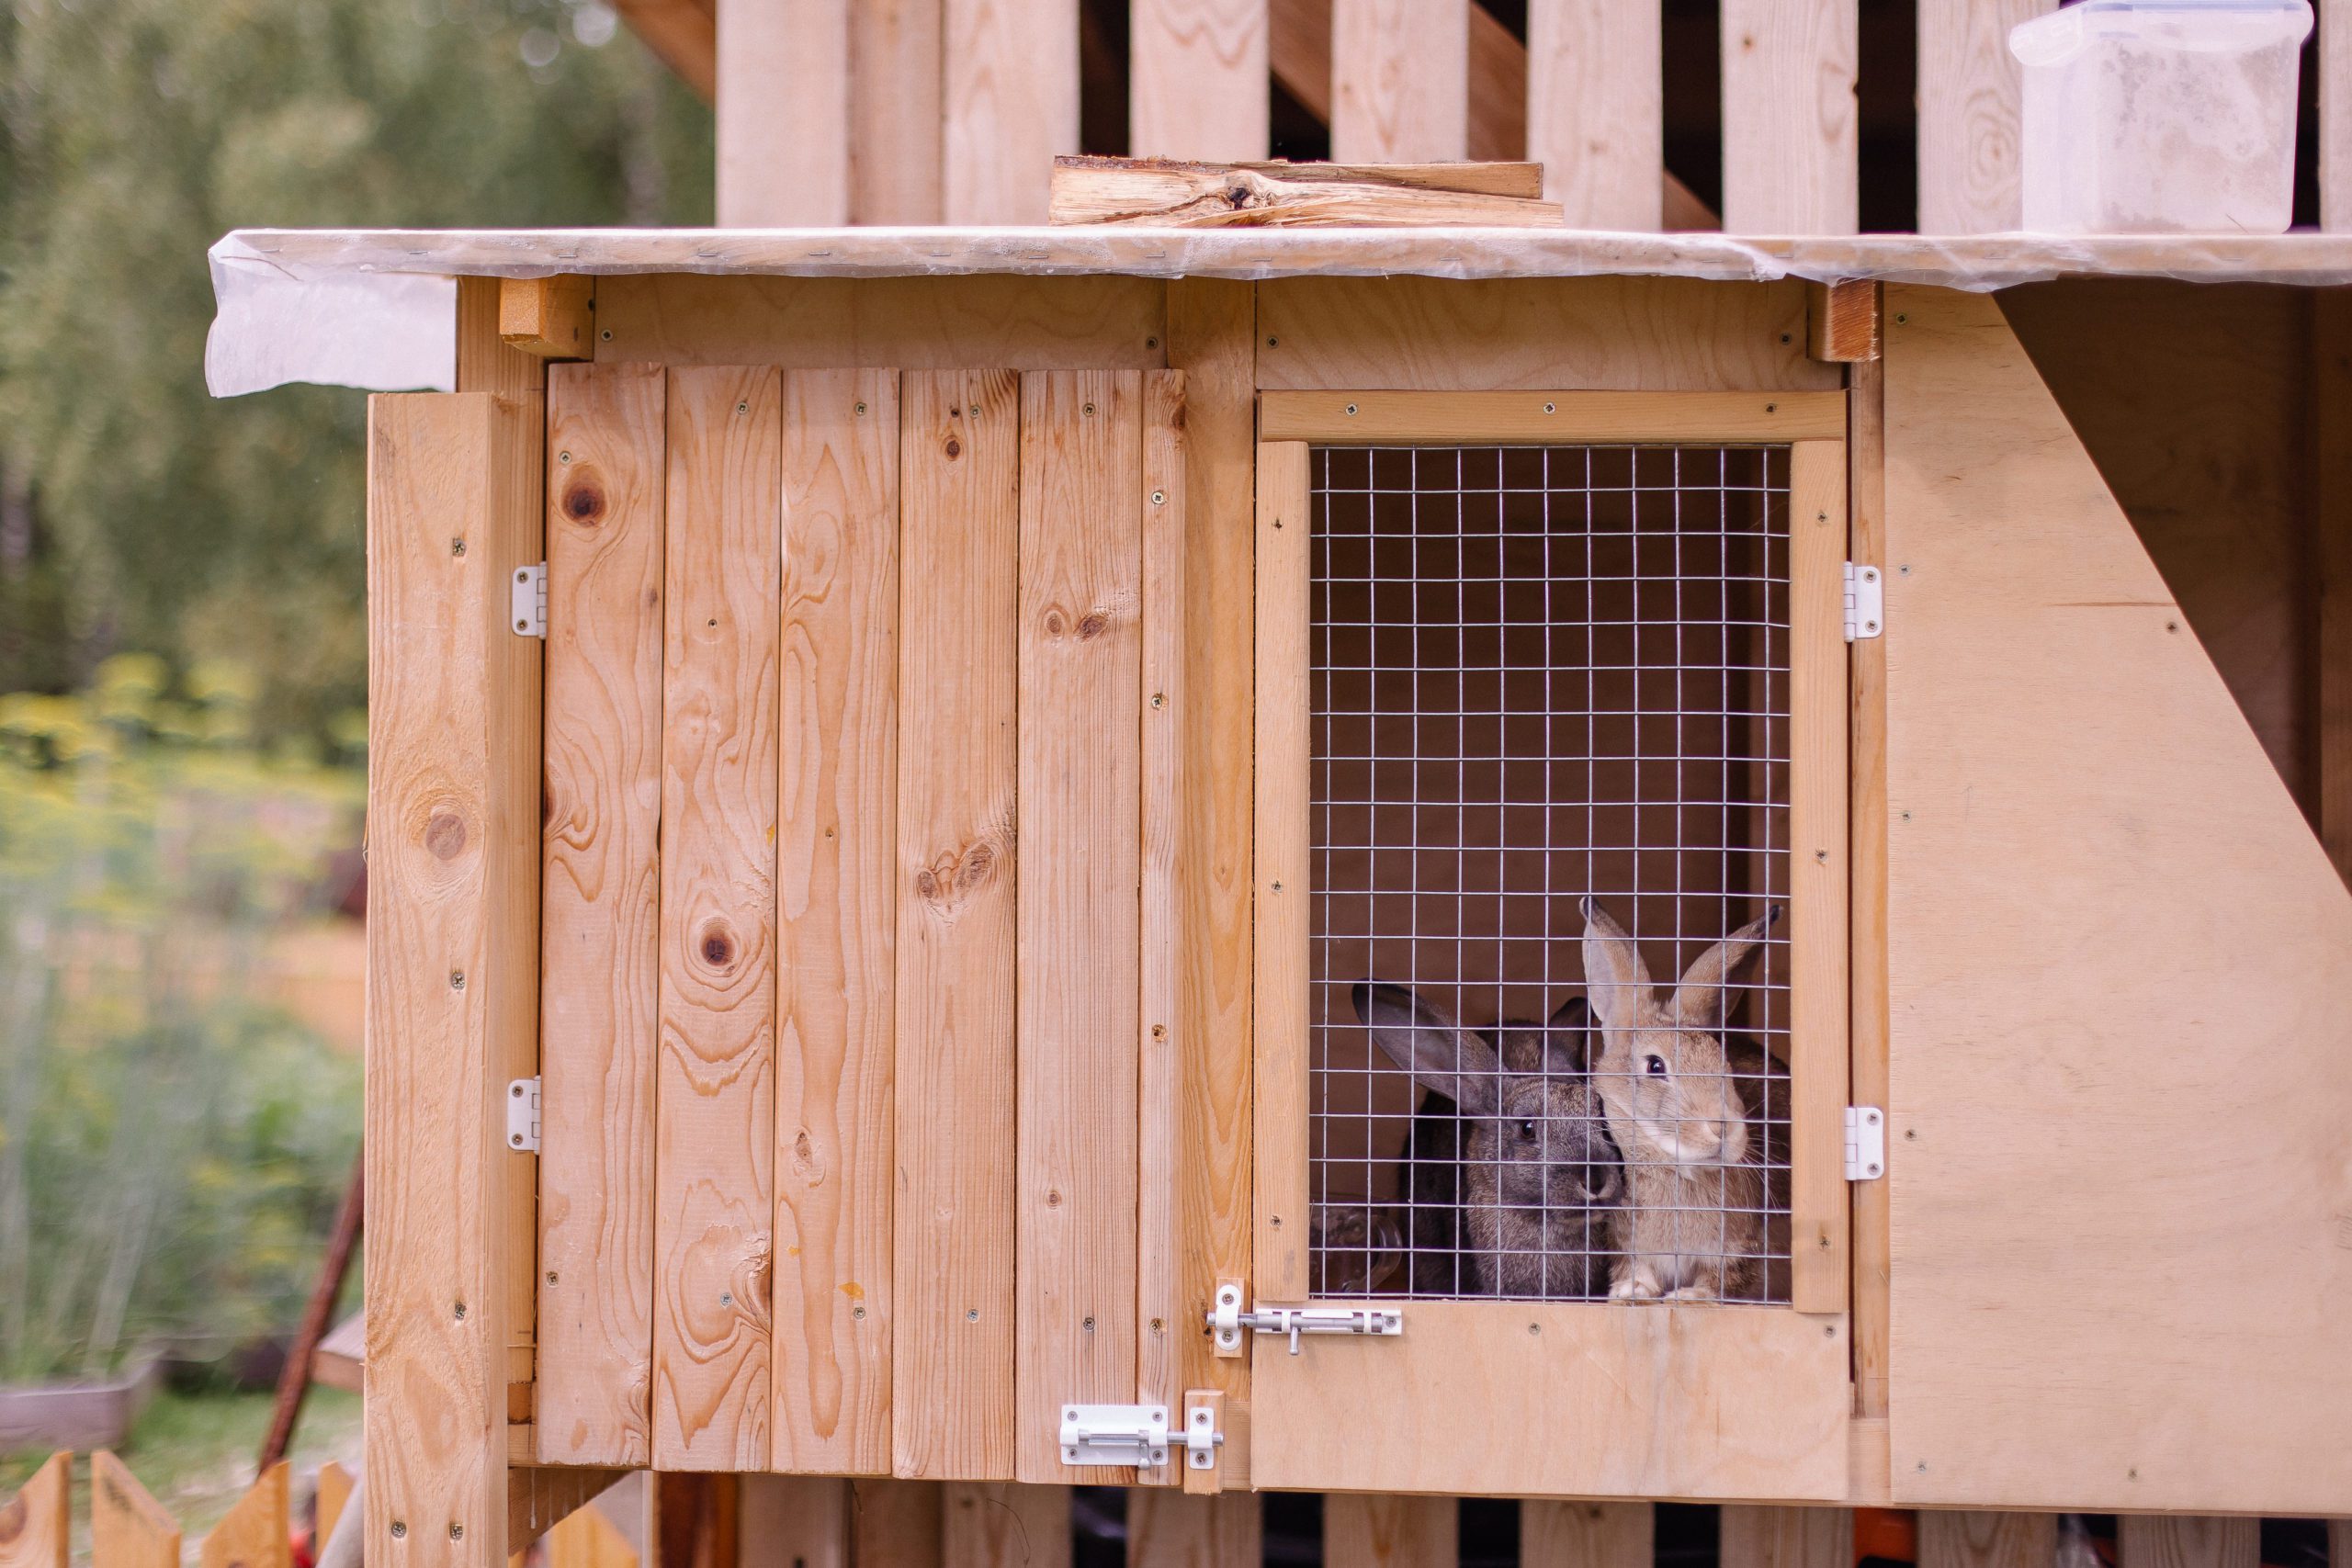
left=1917, top=1513, right=2054, bottom=1568
left=892, top=369, right=1021, bottom=1482
left=366, top=389, right=538, bottom=1568
left=1254, top=278, right=1836, bottom=393
left=1883, top=285, right=2352, bottom=1516
left=1807, top=281, right=1879, bottom=362
left=1163, top=279, right=1257, bottom=1406
left=940, top=1484, right=1070, bottom=1568
left=1720, top=0, right=1859, bottom=234
left=2119, top=1518, right=2258, bottom=1568
left=511, top=1469, right=628, bottom=1557
left=1047, top=157, right=1561, bottom=227
left=1130, top=0, right=1268, bottom=162
left=1015, top=370, right=1145, bottom=1483
left=1323, top=1495, right=1456, bottom=1568
left=0, top=1455, right=67, bottom=1568
left=737, top=1476, right=847, bottom=1568
left=92, top=1454, right=178, bottom=1568
left=2329, top=1520, right=2347, bottom=1568
left=500, top=276, right=595, bottom=361
left=1917, top=0, right=2048, bottom=233
left=850, top=1479, right=943, bottom=1565
left=316, top=1462, right=354, bottom=1551
left=1524, top=1502, right=1653, bottom=1568
left=653, top=366, right=781, bottom=1471
left=718, top=0, right=846, bottom=224
left=1526, top=0, right=1662, bottom=229
left=851, top=0, right=942, bottom=222
left=595, top=276, right=1164, bottom=373
left=1722, top=1507, right=1850, bottom=1568
left=2330, top=0, right=2352, bottom=231
left=1330, top=0, right=1466, bottom=161
left=1251, top=439, right=1311, bottom=1303
left=942, top=0, right=1079, bottom=222
left=774, top=369, right=899, bottom=1474
left=539, top=1494, right=636, bottom=1568
left=201, top=1463, right=288, bottom=1568
left=1127, top=1492, right=1261, bottom=1568
left=2314, top=290, right=2352, bottom=885
left=1260, top=389, right=1846, bottom=443
left=538, top=362, right=666, bottom=1469
left=1846, top=353, right=1891, bottom=1423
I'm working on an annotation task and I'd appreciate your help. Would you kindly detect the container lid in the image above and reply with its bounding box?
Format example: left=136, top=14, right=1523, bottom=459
left=2011, top=0, right=2311, bottom=66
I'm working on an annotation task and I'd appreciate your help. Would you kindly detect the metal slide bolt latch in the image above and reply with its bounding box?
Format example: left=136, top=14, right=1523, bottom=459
left=1055, top=1402, right=1227, bottom=1471
left=1204, top=1281, right=1403, bottom=1356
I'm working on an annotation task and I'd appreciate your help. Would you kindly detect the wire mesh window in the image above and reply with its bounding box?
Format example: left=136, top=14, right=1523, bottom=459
left=1308, top=444, right=1794, bottom=1307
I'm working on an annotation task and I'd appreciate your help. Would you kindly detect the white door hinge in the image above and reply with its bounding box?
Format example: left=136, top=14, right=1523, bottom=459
left=507, top=1077, right=542, bottom=1152
left=1845, top=1105, right=1885, bottom=1181
left=1844, top=561, right=1883, bottom=643
left=1204, top=1281, right=1402, bottom=1357
left=512, top=563, right=548, bottom=638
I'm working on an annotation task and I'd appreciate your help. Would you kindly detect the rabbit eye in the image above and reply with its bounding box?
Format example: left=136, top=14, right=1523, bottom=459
left=1644, top=1055, right=1668, bottom=1077
left=1516, top=1120, right=1536, bottom=1140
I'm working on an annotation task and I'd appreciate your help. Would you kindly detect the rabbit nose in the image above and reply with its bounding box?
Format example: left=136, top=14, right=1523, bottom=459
left=1717, top=1116, right=1749, bottom=1164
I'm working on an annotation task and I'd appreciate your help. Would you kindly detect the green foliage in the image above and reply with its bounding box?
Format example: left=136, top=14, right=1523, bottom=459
left=0, top=659, right=365, bottom=1381
left=0, top=0, right=713, bottom=740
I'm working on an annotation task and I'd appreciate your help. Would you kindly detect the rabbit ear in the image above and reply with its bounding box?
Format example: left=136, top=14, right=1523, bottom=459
left=1351, top=981, right=1501, bottom=1115
left=1672, top=906, right=1782, bottom=1032
left=1537, top=994, right=1595, bottom=1076
left=1578, top=897, right=1652, bottom=1030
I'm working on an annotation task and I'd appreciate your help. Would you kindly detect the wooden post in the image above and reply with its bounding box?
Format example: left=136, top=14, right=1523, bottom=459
left=1723, top=1507, right=1851, bottom=1568
left=1719, top=0, right=1859, bottom=233
left=1330, top=0, right=1468, bottom=161
left=1848, top=329, right=1892, bottom=1426
left=1323, top=1495, right=1456, bottom=1568
left=1918, top=1514, right=2055, bottom=1568
left=1131, top=0, right=1270, bottom=161
left=1525, top=0, right=1662, bottom=229
left=1917, top=0, right=2051, bottom=232
left=717, top=0, right=848, bottom=224
left=1525, top=1502, right=1654, bottom=1568
left=0, top=1453, right=70, bottom=1568
left=942, top=0, right=1079, bottom=222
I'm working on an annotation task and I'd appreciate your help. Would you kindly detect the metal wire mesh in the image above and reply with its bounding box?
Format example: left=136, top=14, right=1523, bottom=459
left=1307, top=444, right=1793, bottom=1306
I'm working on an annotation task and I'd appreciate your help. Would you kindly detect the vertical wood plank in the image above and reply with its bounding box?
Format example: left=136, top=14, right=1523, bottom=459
left=1015, top=369, right=1145, bottom=1483
left=1526, top=0, right=1662, bottom=229
left=317, top=1462, right=355, bottom=1550
left=738, top=1477, right=848, bottom=1568
left=1136, top=368, right=1191, bottom=1458
left=1251, top=440, right=1312, bottom=1303
left=718, top=0, right=848, bottom=224
left=652, top=1474, right=738, bottom=1568
left=0, top=1454, right=69, bottom=1568
left=2329, top=1520, right=2347, bottom=1568
left=1722, top=1506, right=1851, bottom=1568
left=775, top=369, right=899, bottom=1474
left=1163, top=282, right=1257, bottom=1402
left=2328, top=0, right=2352, bottom=231
left=538, top=361, right=666, bottom=1469
left=1848, top=350, right=1893, bottom=1417
left=2319, top=291, right=2352, bottom=886
left=1128, top=1491, right=1261, bottom=1568
left=653, top=366, right=782, bottom=1472
left=1324, top=1495, right=1456, bottom=1568
left=942, top=0, right=1079, bottom=222
left=1525, top=1502, right=1653, bottom=1568
left=893, top=369, right=1022, bottom=1481
left=1131, top=0, right=1270, bottom=161
left=1917, top=1513, right=2055, bottom=1568
left=852, top=0, right=944, bottom=222
left=2119, top=1518, right=2259, bottom=1568
left=541, top=1497, right=636, bottom=1568
left=201, top=1463, right=290, bottom=1568
left=366, top=388, right=537, bottom=1568
left=1788, top=437, right=1851, bottom=1314
left=1720, top=0, right=1859, bottom=233
left=941, top=1484, right=1072, bottom=1568
left=93, top=1453, right=179, bottom=1568
left=851, top=1480, right=944, bottom=1565
left=1917, top=0, right=2049, bottom=233
left=1331, top=0, right=1468, bottom=161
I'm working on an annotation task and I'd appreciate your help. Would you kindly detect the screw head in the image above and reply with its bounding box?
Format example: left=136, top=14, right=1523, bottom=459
left=719, top=1292, right=732, bottom=1307
left=449, top=1524, right=464, bottom=1541
left=600, top=328, right=613, bottom=341
left=450, top=537, right=467, bottom=557
left=1344, top=403, right=1358, bottom=415
left=1082, top=402, right=1096, bottom=417
left=853, top=1304, right=865, bottom=1319
left=449, top=971, right=466, bottom=990
left=854, top=400, right=867, bottom=415
left=736, top=400, right=749, bottom=414
left=1082, top=1315, right=1096, bottom=1332
left=1765, top=402, right=1779, bottom=413
left=546, top=1270, right=559, bottom=1285
left=390, top=1521, right=407, bottom=1540
left=1543, top=401, right=1556, bottom=413
left=1265, top=336, right=1278, bottom=347
left=558, top=450, right=572, bottom=465
left=1894, top=312, right=1909, bottom=325
left=1149, top=692, right=1165, bottom=709
left=1150, top=490, right=1167, bottom=505
left=967, top=1308, right=979, bottom=1321
left=453, top=1301, right=467, bottom=1320
left=1145, top=336, right=1159, bottom=350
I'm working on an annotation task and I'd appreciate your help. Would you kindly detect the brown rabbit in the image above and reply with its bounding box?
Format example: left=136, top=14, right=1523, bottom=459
left=1580, top=898, right=1780, bottom=1303
left=1353, top=982, right=1623, bottom=1300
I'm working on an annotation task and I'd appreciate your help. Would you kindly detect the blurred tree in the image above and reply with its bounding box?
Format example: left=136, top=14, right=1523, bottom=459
left=0, top=0, right=712, bottom=746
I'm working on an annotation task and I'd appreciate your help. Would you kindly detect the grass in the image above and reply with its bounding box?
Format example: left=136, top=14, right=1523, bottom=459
left=0, top=1385, right=362, bottom=1566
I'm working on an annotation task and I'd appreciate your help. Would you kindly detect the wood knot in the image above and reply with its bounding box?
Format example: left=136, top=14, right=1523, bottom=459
left=1076, top=610, right=1109, bottom=640
left=561, top=479, right=605, bottom=525
left=944, top=436, right=962, bottom=458
left=696, top=922, right=738, bottom=971
left=1044, top=610, right=1065, bottom=636
left=424, top=810, right=468, bottom=861
left=1046, top=1189, right=1063, bottom=1208
left=915, top=834, right=1003, bottom=916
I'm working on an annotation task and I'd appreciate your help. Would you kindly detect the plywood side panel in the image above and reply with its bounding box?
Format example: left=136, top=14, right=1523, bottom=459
left=653, top=366, right=781, bottom=1472
left=717, top=0, right=847, bottom=225
left=1721, top=1507, right=1850, bottom=1568
left=774, top=369, right=899, bottom=1474
left=1526, top=0, right=1662, bottom=230
left=1525, top=1502, right=1655, bottom=1568
left=1917, top=0, right=2047, bottom=232
left=1330, top=0, right=1467, bottom=162
left=942, top=0, right=1078, bottom=223
left=1323, top=1495, right=1456, bottom=1568
left=1131, top=0, right=1269, bottom=162
left=851, top=0, right=943, bottom=223
left=893, top=369, right=1021, bottom=1482
left=1254, top=278, right=1837, bottom=393
left=366, top=390, right=537, bottom=1568
left=940, top=1484, right=1071, bottom=1568
left=1883, top=285, right=2352, bottom=1515
left=596, top=277, right=1164, bottom=372
left=538, top=362, right=666, bottom=1469
left=1719, top=0, right=1858, bottom=234
left=1127, top=1492, right=1261, bottom=1568
left=1015, top=370, right=1145, bottom=1483
left=1917, top=1513, right=2054, bottom=1568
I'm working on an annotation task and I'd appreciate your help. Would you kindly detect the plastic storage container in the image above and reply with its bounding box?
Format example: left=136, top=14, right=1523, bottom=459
left=2010, top=0, right=2312, bottom=234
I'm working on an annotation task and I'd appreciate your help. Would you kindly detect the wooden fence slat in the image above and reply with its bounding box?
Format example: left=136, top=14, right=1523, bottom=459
left=1330, top=0, right=1468, bottom=161
left=1917, top=1512, right=2054, bottom=1568
left=1524, top=1502, right=1654, bottom=1568
left=738, top=1476, right=848, bottom=1568
left=538, top=361, right=667, bottom=1470
left=93, top=1452, right=181, bottom=1568
left=1128, top=1491, right=1261, bottom=1568
left=941, top=1484, right=1071, bottom=1568
left=717, top=0, right=848, bottom=224
left=541, top=1493, right=637, bottom=1568
left=0, top=1453, right=70, bottom=1568
left=1722, top=1507, right=1851, bottom=1568
left=893, top=369, right=1022, bottom=1482
left=851, top=1480, right=944, bottom=1565
left=851, top=0, right=943, bottom=222
left=1015, top=369, right=1145, bottom=1483
left=316, top=1462, right=355, bottom=1550
left=2119, top=1518, right=2260, bottom=1568
left=201, top=1462, right=290, bottom=1568
left=1323, top=1495, right=1456, bottom=1568
left=1917, top=0, right=2049, bottom=233
left=653, top=365, right=782, bottom=1472
left=366, top=386, right=539, bottom=1568
left=1131, top=0, right=1270, bottom=162
left=774, top=368, right=899, bottom=1474
left=1526, top=0, right=1662, bottom=229
left=1719, top=0, right=1858, bottom=234
left=942, top=0, right=1079, bottom=223
left=2327, top=0, right=2352, bottom=231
